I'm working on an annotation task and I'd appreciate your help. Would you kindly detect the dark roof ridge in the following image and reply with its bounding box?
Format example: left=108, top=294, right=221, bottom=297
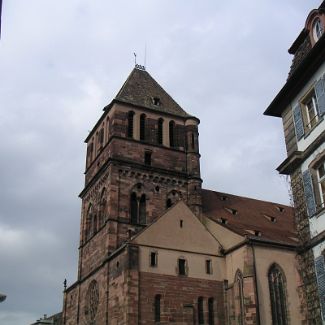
left=201, top=188, right=291, bottom=208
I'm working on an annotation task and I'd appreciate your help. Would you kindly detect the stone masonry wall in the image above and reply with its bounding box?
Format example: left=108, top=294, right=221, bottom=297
left=139, top=272, right=225, bottom=325
left=291, top=169, right=322, bottom=324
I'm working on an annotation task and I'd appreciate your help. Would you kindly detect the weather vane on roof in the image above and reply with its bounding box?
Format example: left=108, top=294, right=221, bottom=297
left=133, top=52, right=146, bottom=70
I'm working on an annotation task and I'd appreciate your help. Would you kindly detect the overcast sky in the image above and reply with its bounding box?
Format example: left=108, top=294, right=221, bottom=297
left=0, top=1, right=321, bottom=324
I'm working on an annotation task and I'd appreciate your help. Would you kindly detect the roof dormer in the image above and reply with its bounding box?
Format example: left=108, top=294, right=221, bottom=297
left=305, top=8, right=325, bottom=46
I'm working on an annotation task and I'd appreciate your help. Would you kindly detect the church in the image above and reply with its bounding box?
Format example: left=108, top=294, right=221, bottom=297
left=62, top=66, right=305, bottom=325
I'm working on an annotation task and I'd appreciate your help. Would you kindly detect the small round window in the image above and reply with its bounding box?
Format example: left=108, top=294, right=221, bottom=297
left=313, top=18, right=324, bottom=42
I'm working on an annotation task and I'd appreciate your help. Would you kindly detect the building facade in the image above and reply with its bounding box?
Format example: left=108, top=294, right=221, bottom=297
left=265, top=1, right=325, bottom=324
left=63, top=65, right=305, bottom=324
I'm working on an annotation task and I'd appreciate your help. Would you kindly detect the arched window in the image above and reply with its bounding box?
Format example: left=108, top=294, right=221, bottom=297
left=140, top=114, right=146, bottom=141
left=208, top=297, right=214, bottom=325
left=157, top=118, right=163, bottom=145
left=99, top=188, right=107, bottom=227
left=169, top=121, right=175, bottom=147
left=154, top=294, right=161, bottom=322
left=127, top=111, right=134, bottom=138
left=92, top=215, right=97, bottom=235
left=268, top=264, right=288, bottom=325
left=85, top=204, right=93, bottom=240
left=130, top=192, right=138, bottom=224
left=234, top=270, right=244, bottom=325
left=166, top=198, right=172, bottom=208
left=139, top=194, right=146, bottom=224
left=198, top=297, right=204, bottom=325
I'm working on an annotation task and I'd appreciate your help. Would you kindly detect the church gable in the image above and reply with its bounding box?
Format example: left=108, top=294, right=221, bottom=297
left=132, top=201, right=220, bottom=254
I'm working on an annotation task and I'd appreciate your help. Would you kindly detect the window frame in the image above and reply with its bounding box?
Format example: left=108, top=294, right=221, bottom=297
left=150, top=251, right=158, bottom=267
left=301, top=89, right=319, bottom=132
left=317, top=161, right=325, bottom=208
left=177, top=258, right=187, bottom=276
left=268, top=264, right=289, bottom=325
left=206, top=259, right=212, bottom=275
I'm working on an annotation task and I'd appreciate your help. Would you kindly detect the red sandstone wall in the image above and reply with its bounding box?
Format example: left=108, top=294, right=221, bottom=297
left=139, top=272, right=225, bottom=325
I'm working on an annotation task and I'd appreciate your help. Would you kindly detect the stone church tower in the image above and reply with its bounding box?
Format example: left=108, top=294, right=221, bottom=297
left=63, top=65, right=203, bottom=324
left=63, top=65, right=306, bottom=325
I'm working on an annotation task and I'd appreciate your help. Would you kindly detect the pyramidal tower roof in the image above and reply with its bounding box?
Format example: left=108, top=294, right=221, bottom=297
left=113, top=66, right=190, bottom=117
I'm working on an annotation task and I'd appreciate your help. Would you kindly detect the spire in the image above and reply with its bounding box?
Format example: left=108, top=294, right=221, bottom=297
left=114, top=67, right=190, bottom=118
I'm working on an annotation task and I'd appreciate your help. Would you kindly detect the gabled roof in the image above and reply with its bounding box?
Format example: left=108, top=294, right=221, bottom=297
left=113, top=67, right=191, bottom=118
left=131, top=200, right=221, bottom=254
left=202, top=189, right=298, bottom=246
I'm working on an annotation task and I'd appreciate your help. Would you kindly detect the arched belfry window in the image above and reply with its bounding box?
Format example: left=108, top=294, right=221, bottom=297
left=158, top=118, right=163, bottom=145
left=130, top=184, right=147, bottom=225
left=234, top=270, right=244, bottom=325
left=268, top=264, right=288, bottom=325
left=130, top=192, right=138, bottom=224
left=127, top=111, right=135, bottom=138
left=140, top=114, right=146, bottom=141
left=169, top=120, right=175, bottom=147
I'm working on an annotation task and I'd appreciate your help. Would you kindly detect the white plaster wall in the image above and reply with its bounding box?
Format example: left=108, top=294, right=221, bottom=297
left=138, top=245, right=226, bottom=280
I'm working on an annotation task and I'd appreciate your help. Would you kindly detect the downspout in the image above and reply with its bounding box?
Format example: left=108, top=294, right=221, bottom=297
left=252, top=245, right=261, bottom=325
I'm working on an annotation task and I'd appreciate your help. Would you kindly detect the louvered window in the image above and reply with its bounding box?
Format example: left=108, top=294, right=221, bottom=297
left=315, top=255, right=325, bottom=319
left=293, top=76, right=325, bottom=140
left=268, top=265, right=288, bottom=325
left=302, top=170, right=317, bottom=217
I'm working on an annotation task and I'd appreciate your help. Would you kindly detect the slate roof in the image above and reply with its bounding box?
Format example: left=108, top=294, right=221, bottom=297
left=202, top=189, right=298, bottom=246
left=114, top=67, right=190, bottom=118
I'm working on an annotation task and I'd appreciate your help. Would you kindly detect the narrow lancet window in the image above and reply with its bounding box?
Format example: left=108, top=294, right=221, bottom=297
left=208, top=297, right=214, bottom=325
left=158, top=118, right=163, bottom=145
left=130, top=192, right=138, bottom=224
left=127, top=111, right=134, bottom=138
left=139, top=194, right=146, bottom=224
left=154, top=294, right=161, bottom=322
left=169, top=120, right=175, bottom=147
left=268, top=264, right=288, bottom=325
left=140, top=114, right=146, bottom=141
left=198, top=297, right=204, bottom=325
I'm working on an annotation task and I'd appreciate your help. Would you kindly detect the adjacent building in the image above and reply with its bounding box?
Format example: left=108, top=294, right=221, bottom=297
left=62, top=65, right=306, bottom=324
left=265, top=1, right=325, bottom=323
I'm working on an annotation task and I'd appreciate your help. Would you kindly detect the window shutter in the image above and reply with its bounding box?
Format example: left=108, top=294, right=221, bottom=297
left=315, top=255, right=325, bottom=319
left=302, top=170, right=317, bottom=217
left=293, top=104, right=304, bottom=140
left=315, top=77, right=325, bottom=117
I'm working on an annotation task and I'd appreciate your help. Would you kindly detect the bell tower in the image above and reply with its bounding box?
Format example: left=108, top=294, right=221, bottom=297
left=77, top=65, right=202, bottom=280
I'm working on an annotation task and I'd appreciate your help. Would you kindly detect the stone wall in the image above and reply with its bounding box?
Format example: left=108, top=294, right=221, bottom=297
left=291, top=169, right=322, bottom=323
